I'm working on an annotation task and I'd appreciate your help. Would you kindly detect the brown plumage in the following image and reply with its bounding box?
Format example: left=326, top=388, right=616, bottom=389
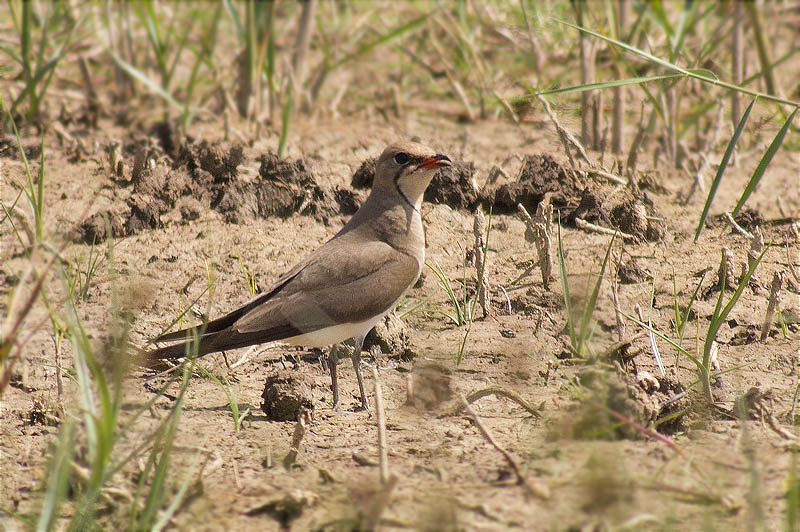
left=147, top=141, right=451, bottom=409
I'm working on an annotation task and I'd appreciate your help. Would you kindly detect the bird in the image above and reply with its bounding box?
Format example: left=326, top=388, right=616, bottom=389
left=146, top=141, right=452, bottom=410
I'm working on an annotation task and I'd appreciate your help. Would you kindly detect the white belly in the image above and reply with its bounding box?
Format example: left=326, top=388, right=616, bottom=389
left=282, top=315, right=384, bottom=347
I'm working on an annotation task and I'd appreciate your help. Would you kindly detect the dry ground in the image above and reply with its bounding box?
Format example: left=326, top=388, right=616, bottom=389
left=1, top=108, right=799, bottom=531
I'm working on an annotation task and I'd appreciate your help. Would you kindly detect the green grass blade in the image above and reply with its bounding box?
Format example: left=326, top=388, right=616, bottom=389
left=427, top=259, right=464, bottom=326
left=10, top=49, right=69, bottom=117
left=166, top=9, right=199, bottom=87
left=109, top=50, right=182, bottom=111
left=556, top=219, right=577, bottom=350
left=528, top=73, right=685, bottom=99
left=619, top=310, right=703, bottom=369
left=694, top=97, right=756, bottom=241
left=0, top=43, right=22, bottom=64
left=730, top=108, right=797, bottom=219
left=20, top=0, right=31, bottom=81
left=578, top=233, right=615, bottom=355
left=35, top=136, right=45, bottom=239
left=222, top=0, right=245, bottom=41
left=277, top=86, right=293, bottom=158
left=704, top=249, right=767, bottom=365
left=680, top=271, right=706, bottom=338
left=554, top=17, right=800, bottom=108
left=36, top=423, right=75, bottom=532
left=557, top=17, right=690, bottom=75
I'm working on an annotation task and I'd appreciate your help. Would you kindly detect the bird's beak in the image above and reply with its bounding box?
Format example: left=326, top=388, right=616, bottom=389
left=418, top=154, right=452, bottom=170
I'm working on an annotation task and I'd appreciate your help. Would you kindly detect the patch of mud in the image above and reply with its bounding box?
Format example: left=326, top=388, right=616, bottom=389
left=351, top=157, right=478, bottom=210
left=483, top=153, right=583, bottom=214
left=261, top=369, right=315, bottom=422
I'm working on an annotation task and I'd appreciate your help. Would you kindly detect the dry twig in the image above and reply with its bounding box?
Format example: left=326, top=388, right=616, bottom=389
left=518, top=202, right=553, bottom=289
left=460, top=396, right=549, bottom=499
left=574, top=217, right=635, bottom=241
left=372, top=367, right=390, bottom=484
left=450, top=386, right=542, bottom=419
left=283, top=408, right=312, bottom=468
left=473, top=209, right=490, bottom=318
left=725, top=212, right=754, bottom=239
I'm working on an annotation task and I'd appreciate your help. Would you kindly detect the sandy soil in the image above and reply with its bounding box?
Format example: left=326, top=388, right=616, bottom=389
left=1, top=109, right=799, bottom=531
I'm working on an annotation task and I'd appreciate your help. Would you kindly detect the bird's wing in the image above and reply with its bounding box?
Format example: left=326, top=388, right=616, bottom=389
left=150, top=238, right=420, bottom=353
left=232, top=238, right=420, bottom=335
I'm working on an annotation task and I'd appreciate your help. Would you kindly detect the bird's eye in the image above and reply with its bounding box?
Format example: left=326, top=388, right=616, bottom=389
left=393, top=152, right=410, bottom=165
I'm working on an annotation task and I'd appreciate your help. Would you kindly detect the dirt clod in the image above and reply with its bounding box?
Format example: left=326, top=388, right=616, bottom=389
left=609, top=198, right=666, bottom=242
left=564, top=187, right=607, bottom=225
left=261, top=370, right=315, bottom=422
left=617, top=257, right=649, bottom=284
left=707, top=208, right=765, bottom=231
left=425, top=160, right=478, bottom=210
left=351, top=158, right=378, bottom=189
left=364, top=314, right=413, bottom=360
left=485, top=153, right=582, bottom=214
left=407, top=363, right=453, bottom=410
left=557, top=368, right=687, bottom=439
left=78, top=210, right=126, bottom=244
left=610, top=199, right=648, bottom=240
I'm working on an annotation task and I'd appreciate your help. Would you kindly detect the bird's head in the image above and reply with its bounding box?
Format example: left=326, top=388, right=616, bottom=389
left=374, top=141, right=451, bottom=211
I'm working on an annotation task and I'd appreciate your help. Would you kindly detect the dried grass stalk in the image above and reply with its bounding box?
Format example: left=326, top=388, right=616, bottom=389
left=473, top=209, right=490, bottom=318
left=372, top=367, right=390, bottom=484
left=760, top=271, right=784, bottom=341
left=519, top=202, right=554, bottom=290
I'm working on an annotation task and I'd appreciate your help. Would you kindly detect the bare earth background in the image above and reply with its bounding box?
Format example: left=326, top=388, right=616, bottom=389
left=1, top=2, right=800, bottom=531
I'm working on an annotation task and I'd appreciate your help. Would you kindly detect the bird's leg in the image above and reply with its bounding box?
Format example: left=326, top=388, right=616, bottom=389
left=328, top=344, right=339, bottom=409
left=351, top=335, right=369, bottom=410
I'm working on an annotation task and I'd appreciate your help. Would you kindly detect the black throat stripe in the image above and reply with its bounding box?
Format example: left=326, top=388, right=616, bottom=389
left=394, top=172, right=419, bottom=213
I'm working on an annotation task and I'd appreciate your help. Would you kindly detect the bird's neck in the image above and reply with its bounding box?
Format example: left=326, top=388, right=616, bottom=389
left=343, top=193, right=425, bottom=260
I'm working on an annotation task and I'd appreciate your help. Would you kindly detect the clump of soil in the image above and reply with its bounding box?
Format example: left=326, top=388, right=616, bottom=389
left=364, top=314, right=413, bottom=360
left=178, top=139, right=245, bottom=184
left=483, top=153, right=583, bottom=214
left=351, top=158, right=378, bottom=189
left=79, top=138, right=360, bottom=242
left=26, top=397, right=61, bottom=427
left=77, top=210, right=127, bottom=244
left=406, top=363, right=453, bottom=410
left=707, top=207, right=765, bottom=232
left=426, top=161, right=478, bottom=209
left=616, top=257, right=649, bottom=284
left=552, top=367, right=687, bottom=440
left=261, top=370, right=315, bottom=422
left=609, top=197, right=667, bottom=242
left=564, top=188, right=608, bottom=225
left=351, top=157, right=478, bottom=210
